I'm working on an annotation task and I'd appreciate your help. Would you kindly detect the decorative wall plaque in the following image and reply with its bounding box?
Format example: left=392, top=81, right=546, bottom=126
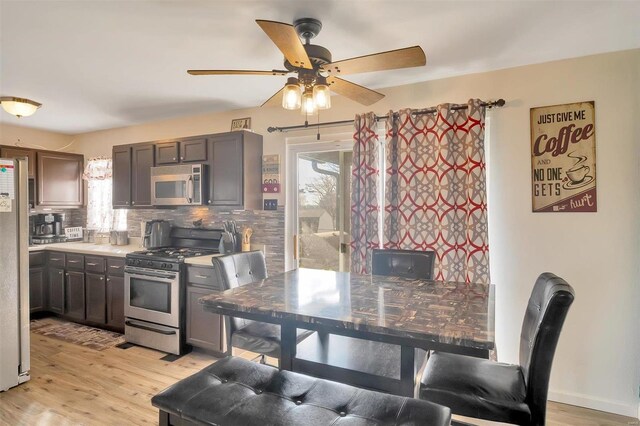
left=262, top=154, right=280, bottom=193
left=531, top=101, right=597, bottom=212
left=230, top=117, right=251, bottom=131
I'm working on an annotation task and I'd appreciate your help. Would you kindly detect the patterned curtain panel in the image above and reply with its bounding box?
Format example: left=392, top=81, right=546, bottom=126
left=384, top=99, right=490, bottom=284
left=350, top=112, right=380, bottom=274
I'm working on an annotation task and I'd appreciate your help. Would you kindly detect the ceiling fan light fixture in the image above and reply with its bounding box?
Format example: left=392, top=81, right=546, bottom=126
left=0, top=96, right=42, bottom=118
left=301, top=88, right=317, bottom=115
left=282, top=77, right=302, bottom=110
left=313, top=76, right=331, bottom=110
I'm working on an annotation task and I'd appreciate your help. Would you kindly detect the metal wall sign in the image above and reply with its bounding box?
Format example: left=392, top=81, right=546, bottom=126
left=530, top=101, right=597, bottom=212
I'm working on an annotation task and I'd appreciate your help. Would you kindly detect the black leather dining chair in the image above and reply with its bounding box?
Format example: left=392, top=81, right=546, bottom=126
left=417, top=272, right=575, bottom=426
left=213, top=251, right=313, bottom=364
left=372, top=248, right=436, bottom=280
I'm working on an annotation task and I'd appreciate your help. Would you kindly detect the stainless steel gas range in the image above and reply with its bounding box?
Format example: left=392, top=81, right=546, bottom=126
left=124, top=227, right=222, bottom=354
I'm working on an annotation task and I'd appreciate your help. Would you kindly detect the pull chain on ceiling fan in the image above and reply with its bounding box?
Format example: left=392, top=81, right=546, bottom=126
left=188, top=18, right=427, bottom=114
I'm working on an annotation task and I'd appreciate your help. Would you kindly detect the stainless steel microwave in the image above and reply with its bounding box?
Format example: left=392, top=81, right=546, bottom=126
left=151, top=164, right=205, bottom=206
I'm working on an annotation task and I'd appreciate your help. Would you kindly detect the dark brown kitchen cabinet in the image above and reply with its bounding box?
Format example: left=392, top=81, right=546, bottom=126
left=0, top=146, right=36, bottom=178
left=106, top=275, right=125, bottom=330
left=131, top=143, right=155, bottom=207
left=48, top=268, right=65, bottom=315
left=65, top=271, right=85, bottom=321
left=155, top=138, right=208, bottom=165
left=155, top=141, right=180, bottom=164
left=85, top=273, right=106, bottom=324
left=29, top=252, right=47, bottom=313
left=207, top=131, right=262, bottom=209
left=112, top=145, right=131, bottom=208
left=186, top=285, right=224, bottom=353
left=36, top=151, right=84, bottom=207
left=29, top=268, right=46, bottom=313
left=180, top=138, right=208, bottom=163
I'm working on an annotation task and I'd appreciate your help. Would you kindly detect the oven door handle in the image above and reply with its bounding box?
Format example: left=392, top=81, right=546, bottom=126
left=125, top=268, right=178, bottom=280
left=125, top=320, right=177, bottom=335
left=186, top=175, right=194, bottom=204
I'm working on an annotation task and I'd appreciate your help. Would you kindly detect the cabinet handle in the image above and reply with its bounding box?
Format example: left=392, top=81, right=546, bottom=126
left=58, top=271, right=63, bottom=275
left=132, top=201, right=136, bottom=205
left=50, top=258, right=61, bottom=261
left=109, top=265, right=122, bottom=269
left=172, top=157, right=176, bottom=161
left=106, top=278, right=111, bottom=282
left=100, top=277, right=104, bottom=281
left=68, top=260, right=80, bottom=263
left=65, top=273, right=69, bottom=277
left=87, top=262, right=98, bottom=266
left=181, top=156, right=184, bottom=160
left=195, top=274, right=210, bottom=279
left=125, top=202, right=129, bottom=205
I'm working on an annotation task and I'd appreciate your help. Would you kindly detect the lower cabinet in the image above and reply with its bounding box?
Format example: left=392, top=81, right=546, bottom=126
left=48, top=268, right=65, bottom=315
left=186, top=264, right=225, bottom=353
left=31, top=251, right=126, bottom=333
left=65, top=271, right=85, bottom=321
left=186, top=285, right=223, bottom=353
left=86, top=273, right=107, bottom=324
left=29, top=267, right=46, bottom=312
left=106, top=275, right=125, bottom=330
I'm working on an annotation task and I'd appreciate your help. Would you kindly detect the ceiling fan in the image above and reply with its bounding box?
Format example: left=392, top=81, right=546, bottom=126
left=188, top=18, right=426, bottom=113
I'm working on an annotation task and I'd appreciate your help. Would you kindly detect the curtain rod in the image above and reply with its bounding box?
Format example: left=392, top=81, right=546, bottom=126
left=267, top=99, right=505, bottom=133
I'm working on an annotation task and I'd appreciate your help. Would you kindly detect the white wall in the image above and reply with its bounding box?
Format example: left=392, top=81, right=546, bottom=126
left=73, top=49, right=640, bottom=417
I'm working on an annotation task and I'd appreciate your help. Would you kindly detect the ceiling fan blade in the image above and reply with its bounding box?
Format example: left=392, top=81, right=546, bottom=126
left=256, top=20, right=313, bottom=70
left=328, top=77, right=385, bottom=106
left=321, top=46, right=426, bottom=75
left=188, top=69, right=288, bottom=76
left=261, top=87, right=285, bottom=107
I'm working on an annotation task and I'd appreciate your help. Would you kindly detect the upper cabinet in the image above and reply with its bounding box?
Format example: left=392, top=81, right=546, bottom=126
left=112, top=143, right=155, bottom=209
left=155, top=137, right=208, bottom=165
left=111, top=131, right=262, bottom=210
left=207, top=132, right=262, bottom=209
left=36, top=151, right=84, bottom=207
left=1, top=145, right=84, bottom=208
left=112, top=145, right=132, bottom=208
left=131, top=144, right=155, bottom=207
left=0, top=146, right=36, bottom=178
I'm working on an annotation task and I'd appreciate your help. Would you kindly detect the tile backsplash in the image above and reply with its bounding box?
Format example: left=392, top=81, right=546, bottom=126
left=126, top=207, right=285, bottom=275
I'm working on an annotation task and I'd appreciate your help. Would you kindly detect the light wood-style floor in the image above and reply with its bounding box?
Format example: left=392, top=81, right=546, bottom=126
left=0, top=329, right=636, bottom=426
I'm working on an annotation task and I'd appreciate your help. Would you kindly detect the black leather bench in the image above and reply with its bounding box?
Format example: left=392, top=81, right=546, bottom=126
left=152, top=356, right=451, bottom=425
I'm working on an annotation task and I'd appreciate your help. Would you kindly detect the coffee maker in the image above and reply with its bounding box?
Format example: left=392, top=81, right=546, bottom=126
left=31, top=213, right=66, bottom=244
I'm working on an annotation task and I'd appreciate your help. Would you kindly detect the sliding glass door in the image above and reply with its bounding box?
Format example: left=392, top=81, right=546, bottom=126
left=294, top=149, right=352, bottom=272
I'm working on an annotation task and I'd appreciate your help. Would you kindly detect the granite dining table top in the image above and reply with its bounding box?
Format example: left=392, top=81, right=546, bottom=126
left=200, top=268, right=495, bottom=351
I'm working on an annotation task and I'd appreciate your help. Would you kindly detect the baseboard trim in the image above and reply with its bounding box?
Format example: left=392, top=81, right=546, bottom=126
left=548, top=390, right=639, bottom=418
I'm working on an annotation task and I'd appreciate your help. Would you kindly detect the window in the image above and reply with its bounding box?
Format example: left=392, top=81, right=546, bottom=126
left=83, top=158, right=127, bottom=232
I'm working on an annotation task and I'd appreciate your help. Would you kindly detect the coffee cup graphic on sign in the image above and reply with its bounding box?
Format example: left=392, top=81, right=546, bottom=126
left=563, top=152, right=593, bottom=189
left=566, top=165, right=590, bottom=183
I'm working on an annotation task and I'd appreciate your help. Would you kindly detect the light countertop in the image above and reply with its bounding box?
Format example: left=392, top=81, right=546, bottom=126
left=184, top=253, right=225, bottom=266
left=28, top=242, right=266, bottom=263
left=28, top=241, right=142, bottom=258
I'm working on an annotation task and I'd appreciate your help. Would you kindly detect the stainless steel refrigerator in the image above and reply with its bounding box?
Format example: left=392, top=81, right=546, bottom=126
left=0, top=157, right=30, bottom=391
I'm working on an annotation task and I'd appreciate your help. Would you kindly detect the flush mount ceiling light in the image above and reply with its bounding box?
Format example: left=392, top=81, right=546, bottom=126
left=187, top=18, right=426, bottom=115
left=0, top=97, right=42, bottom=118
